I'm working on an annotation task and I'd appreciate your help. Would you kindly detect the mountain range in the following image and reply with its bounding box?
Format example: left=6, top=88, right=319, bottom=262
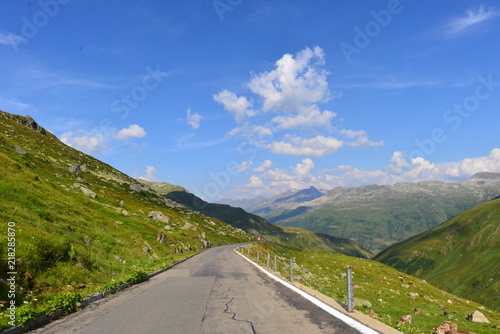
left=240, top=177, right=500, bottom=253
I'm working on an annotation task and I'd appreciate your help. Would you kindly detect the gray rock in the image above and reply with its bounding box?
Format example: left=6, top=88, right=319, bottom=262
left=80, top=186, right=97, bottom=198
left=164, top=225, right=172, bottom=231
left=142, top=246, right=151, bottom=253
left=157, top=233, right=166, bottom=244
left=148, top=211, right=170, bottom=223
left=69, top=164, right=82, bottom=175
left=353, top=298, right=372, bottom=308
left=81, top=164, right=91, bottom=172
left=83, top=236, right=91, bottom=245
left=466, top=310, right=490, bottom=323
left=129, top=184, right=142, bottom=193
left=76, top=177, right=88, bottom=184
left=119, top=200, right=125, bottom=207
left=14, top=145, right=27, bottom=155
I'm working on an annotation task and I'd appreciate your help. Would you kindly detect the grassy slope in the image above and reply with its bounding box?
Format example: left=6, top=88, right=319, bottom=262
left=145, top=182, right=373, bottom=259
left=246, top=242, right=499, bottom=334
left=0, top=111, right=252, bottom=328
left=263, top=181, right=500, bottom=253
left=374, top=198, right=500, bottom=311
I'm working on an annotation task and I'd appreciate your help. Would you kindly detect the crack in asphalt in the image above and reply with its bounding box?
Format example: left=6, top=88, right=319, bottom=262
left=223, top=293, right=256, bottom=334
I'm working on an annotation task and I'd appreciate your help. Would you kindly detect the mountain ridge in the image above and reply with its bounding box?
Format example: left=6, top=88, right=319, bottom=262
left=246, top=175, right=500, bottom=252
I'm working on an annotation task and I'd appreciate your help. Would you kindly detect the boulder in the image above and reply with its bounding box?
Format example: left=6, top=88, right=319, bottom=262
left=81, top=164, right=91, bottom=172
left=466, top=310, right=489, bottom=323
left=83, top=236, right=91, bottom=245
left=14, top=145, right=27, bottom=155
left=69, top=164, right=82, bottom=175
left=157, top=233, right=166, bottom=244
left=353, top=298, right=372, bottom=308
left=435, top=321, right=457, bottom=334
left=148, top=211, right=170, bottom=223
left=80, top=186, right=97, bottom=198
left=129, top=183, right=142, bottom=193
left=397, top=315, right=411, bottom=325
left=142, top=246, right=151, bottom=253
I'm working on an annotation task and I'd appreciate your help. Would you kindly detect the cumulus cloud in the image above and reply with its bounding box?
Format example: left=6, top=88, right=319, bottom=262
left=215, top=46, right=382, bottom=157
left=138, top=166, right=159, bottom=182
left=213, top=89, right=253, bottom=123
left=247, top=46, right=330, bottom=112
left=61, top=131, right=106, bottom=154
left=445, top=148, right=500, bottom=177
left=267, top=135, right=344, bottom=156
left=237, top=161, right=254, bottom=172
left=186, top=107, right=203, bottom=129
left=114, top=124, right=147, bottom=141
left=232, top=148, right=500, bottom=198
left=254, top=160, right=273, bottom=172
left=271, top=105, right=336, bottom=130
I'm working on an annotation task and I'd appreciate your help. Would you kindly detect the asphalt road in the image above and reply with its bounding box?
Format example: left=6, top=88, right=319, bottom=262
left=31, top=244, right=365, bottom=334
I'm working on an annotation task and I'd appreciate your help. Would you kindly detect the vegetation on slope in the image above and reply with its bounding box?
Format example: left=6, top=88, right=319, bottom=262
left=246, top=242, right=499, bottom=334
left=0, top=110, right=252, bottom=329
left=251, top=180, right=500, bottom=253
left=146, top=182, right=373, bottom=258
left=374, top=198, right=500, bottom=311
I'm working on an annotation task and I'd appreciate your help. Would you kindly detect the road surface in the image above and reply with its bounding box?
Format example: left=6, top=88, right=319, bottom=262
left=31, top=244, right=367, bottom=334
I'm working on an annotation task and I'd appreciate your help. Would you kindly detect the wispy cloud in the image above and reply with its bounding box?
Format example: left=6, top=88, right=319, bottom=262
left=439, top=5, right=499, bottom=39
left=0, top=31, right=27, bottom=48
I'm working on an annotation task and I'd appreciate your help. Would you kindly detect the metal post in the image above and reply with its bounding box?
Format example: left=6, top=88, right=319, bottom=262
left=274, top=254, right=277, bottom=272
left=267, top=253, right=270, bottom=268
left=290, top=258, right=294, bottom=282
left=257, top=252, right=260, bottom=263
left=346, top=266, right=354, bottom=312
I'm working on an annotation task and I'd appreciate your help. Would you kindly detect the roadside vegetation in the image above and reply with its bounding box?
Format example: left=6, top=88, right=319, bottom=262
left=244, top=242, right=499, bottom=334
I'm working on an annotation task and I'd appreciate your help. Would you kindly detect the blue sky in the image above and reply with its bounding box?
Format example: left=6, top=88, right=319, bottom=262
left=1, top=0, right=500, bottom=200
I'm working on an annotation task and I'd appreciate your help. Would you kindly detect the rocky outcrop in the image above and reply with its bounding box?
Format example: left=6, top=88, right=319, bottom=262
left=434, top=321, right=476, bottom=334
left=69, top=164, right=83, bottom=175
left=129, top=183, right=142, bottom=193
left=80, top=186, right=97, bottom=198
left=15, top=145, right=28, bottom=155
left=148, top=211, right=170, bottom=224
left=466, top=310, right=489, bottom=323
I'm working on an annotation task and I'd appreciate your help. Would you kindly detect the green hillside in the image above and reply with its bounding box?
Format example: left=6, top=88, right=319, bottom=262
left=0, top=110, right=252, bottom=329
left=253, top=180, right=500, bottom=253
left=246, top=242, right=499, bottom=334
left=374, top=198, right=500, bottom=310
left=145, top=183, right=373, bottom=258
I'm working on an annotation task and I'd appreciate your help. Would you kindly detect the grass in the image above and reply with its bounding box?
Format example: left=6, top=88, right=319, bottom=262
left=244, top=242, right=500, bottom=334
left=0, top=110, right=253, bottom=330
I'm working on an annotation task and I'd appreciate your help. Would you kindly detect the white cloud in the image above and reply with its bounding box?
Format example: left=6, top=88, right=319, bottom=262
left=247, top=46, right=330, bottom=112
left=233, top=148, right=500, bottom=198
left=61, top=131, right=106, bottom=154
left=267, top=135, right=344, bottom=156
left=271, top=105, right=336, bottom=130
left=114, top=124, right=147, bottom=141
left=237, top=161, right=254, bottom=172
left=254, top=160, right=273, bottom=172
left=292, top=158, right=316, bottom=180
left=217, top=46, right=382, bottom=157
left=138, top=166, right=159, bottom=182
left=440, top=5, right=499, bottom=39
left=213, top=89, right=253, bottom=123
left=445, top=148, right=500, bottom=177
left=186, top=107, right=203, bottom=129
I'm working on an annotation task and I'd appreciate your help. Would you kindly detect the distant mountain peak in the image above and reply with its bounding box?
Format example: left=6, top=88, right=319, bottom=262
left=468, top=172, right=500, bottom=180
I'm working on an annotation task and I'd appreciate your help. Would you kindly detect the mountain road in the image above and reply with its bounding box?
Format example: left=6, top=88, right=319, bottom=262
left=31, top=244, right=374, bottom=334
